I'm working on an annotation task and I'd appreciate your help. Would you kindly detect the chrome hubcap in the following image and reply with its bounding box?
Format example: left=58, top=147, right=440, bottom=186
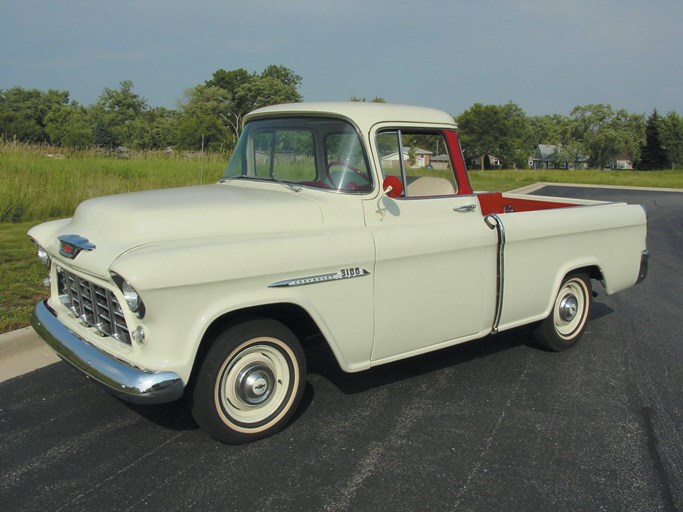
left=216, top=339, right=298, bottom=429
left=559, top=294, right=578, bottom=322
left=236, top=363, right=274, bottom=405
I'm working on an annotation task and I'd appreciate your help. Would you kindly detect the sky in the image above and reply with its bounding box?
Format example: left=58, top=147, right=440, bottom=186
left=1, top=0, right=682, bottom=117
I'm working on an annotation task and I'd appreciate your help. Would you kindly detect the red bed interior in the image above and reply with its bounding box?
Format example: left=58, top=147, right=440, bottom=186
left=477, top=192, right=577, bottom=216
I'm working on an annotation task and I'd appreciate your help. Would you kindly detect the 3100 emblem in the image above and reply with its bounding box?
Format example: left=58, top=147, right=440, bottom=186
left=269, top=267, right=370, bottom=288
left=340, top=267, right=364, bottom=278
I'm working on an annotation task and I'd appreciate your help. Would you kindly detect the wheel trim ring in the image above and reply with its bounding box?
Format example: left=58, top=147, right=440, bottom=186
left=553, top=279, right=589, bottom=340
left=214, top=337, right=299, bottom=434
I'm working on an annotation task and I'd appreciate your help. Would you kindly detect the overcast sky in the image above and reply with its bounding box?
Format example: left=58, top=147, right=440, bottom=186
left=2, top=0, right=681, bottom=117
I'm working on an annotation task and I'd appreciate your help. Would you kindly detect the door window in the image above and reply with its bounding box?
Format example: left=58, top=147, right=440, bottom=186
left=376, top=130, right=457, bottom=197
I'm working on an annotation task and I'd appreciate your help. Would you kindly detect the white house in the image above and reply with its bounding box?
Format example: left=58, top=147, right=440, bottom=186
left=531, top=144, right=589, bottom=170
left=381, top=147, right=433, bottom=168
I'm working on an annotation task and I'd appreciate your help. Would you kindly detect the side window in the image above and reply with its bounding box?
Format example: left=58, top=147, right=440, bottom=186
left=376, top=131, right=402, bottom=179
left=376, top=129, right=458, bottom=197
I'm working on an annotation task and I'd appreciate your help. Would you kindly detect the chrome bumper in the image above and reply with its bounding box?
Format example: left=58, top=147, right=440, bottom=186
left=31, top=300, right=184, bottom=404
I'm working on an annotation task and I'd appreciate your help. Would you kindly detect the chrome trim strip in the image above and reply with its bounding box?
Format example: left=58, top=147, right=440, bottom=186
left=269, top=268, right=370, bottom=288
left=31, top=300, right=184, bottom=404
left=484, top=214, right=506, bottom=333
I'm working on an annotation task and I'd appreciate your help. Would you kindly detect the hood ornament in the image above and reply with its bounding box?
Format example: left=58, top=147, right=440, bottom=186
left=58, top=234, right=96, bottom=259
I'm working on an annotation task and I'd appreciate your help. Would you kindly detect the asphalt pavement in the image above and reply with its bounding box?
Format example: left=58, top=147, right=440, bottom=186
left=0, top=185, right=681, bottom=512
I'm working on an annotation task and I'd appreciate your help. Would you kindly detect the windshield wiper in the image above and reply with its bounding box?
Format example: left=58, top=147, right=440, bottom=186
left=218, top=175, right=247, bottom=183
left=271, top=176, right=302, bottom=193
left=219, top=174, right=302, bottom=192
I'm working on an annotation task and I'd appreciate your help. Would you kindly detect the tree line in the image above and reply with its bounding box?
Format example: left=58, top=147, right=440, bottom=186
left=0, top=65, right=302, bottom=153
left=1, top=65, right=682, bottom=169
left=457, top=102, right=682, bottom=170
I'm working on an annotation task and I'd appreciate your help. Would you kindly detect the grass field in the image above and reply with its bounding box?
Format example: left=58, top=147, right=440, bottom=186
left=0, top=142, right=226, bottom=223
left=0, top=221, right=49, bottom=333
left=468, top=168, right=683, bottom=191
left=1, top=143, right=681, bottom=333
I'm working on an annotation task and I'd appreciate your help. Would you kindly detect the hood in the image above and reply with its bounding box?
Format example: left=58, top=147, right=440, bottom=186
left=43, top=183, right=323, bottom=277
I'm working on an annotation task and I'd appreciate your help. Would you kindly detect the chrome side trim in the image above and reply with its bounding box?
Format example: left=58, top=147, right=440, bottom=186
left=31, top=300, right=184, bottom=404
left=484, top=214, right=506, bottom=334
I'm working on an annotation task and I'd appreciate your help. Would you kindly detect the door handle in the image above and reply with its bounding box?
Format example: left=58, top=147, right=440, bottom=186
left=453, top=204, right=477, bottom=213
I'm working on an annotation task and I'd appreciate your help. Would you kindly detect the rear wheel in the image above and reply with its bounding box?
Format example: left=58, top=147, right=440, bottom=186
left=533, top=272, right=592, bottom=352
left=190, top=318, right=306, bottom=444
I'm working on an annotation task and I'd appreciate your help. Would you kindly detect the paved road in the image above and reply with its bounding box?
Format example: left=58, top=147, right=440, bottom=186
left=1, top=186, right=681, bottom=512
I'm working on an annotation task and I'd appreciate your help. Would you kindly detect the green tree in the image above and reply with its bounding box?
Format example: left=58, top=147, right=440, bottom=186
left=45, top=102, right=92, bottom=147
left=529, top=114, right=574, bottom=146
left=202, top=65, right=303, bottom=142
left=638, top=110, right=668, bottom=170
left=457, top=103, right=506, bottom=170
left=205, top=68, right=252, bottom=92
left=657, top=111, right=683, bottom=169
left=261, top=65, right=302, bottom=89
left=499, top=102, right=533, bottom=168
left=569, top=104, right=644, bottom=168
left=122, top=107, right=178, bottom=149
left=457, top=102, right=531, bottom=169
left=176, top=86, right=231, bottom=150
left=0, top=87, right=70, bottom=143
left=91, top=80, right=149, bottom=148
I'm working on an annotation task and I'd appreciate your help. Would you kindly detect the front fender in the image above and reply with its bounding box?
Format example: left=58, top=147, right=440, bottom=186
left=109, top=229, right=376, bottom=381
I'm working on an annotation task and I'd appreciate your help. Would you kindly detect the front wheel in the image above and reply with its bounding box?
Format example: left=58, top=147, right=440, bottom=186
left=533, top=272, right=592, bottom=352
left=189, top=318, right=306, bottom=444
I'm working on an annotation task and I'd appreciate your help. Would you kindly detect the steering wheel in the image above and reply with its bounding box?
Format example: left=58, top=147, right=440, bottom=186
left=327, top=161, right=371, bottom=189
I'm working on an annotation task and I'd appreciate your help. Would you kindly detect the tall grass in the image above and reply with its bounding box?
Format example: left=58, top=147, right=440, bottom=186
left=0, top=141, right=228, bottom=223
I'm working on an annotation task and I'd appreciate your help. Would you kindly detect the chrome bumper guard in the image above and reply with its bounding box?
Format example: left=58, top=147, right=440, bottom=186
left=636, top=250, right=649, bottom=285
left=31, top=300, right=184, bottom=404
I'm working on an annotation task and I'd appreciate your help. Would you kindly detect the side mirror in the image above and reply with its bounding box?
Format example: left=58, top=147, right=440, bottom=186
left=382, top=176, right=403, bottom=198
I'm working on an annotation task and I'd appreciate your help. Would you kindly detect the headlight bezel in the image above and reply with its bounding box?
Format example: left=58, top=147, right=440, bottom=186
left=111, top=273, right=146, bottom=318
left=30, top=238, right=51, bottom=268
left=122, top=280, right=140, bottom=312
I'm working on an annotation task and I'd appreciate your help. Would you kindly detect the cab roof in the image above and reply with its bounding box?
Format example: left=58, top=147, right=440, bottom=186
left=244, top=102, right=458, bottom=133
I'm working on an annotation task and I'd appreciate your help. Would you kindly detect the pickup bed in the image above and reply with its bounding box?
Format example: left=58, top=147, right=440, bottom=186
left=29, top=102, right=648, bottom=444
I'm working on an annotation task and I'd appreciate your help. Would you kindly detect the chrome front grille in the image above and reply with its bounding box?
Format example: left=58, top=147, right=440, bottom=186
left=56, top=266, right=131, bottom=344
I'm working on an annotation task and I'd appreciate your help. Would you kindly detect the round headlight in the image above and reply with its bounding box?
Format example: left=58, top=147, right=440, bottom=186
left=122, top=281, right=140, bottom=312
left=36, top=244, right=51, bottom=267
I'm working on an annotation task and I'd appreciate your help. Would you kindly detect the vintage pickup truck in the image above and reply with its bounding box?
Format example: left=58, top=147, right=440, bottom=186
left=29, top=102, right=648, bottom=444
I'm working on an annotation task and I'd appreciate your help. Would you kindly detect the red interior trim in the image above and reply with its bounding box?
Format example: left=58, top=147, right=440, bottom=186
left=477, top=192, right=576, bottom=215
left=442, top=130, right=473, bottom=195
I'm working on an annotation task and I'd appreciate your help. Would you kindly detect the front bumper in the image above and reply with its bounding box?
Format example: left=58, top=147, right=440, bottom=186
left=31, top=300, right=184, bottom=404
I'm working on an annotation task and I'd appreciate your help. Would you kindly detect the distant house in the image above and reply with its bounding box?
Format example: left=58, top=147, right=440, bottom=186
left=469, top=154, right=501, bottom=169
left=381, top=146, right=433, bottom=168
left=430, top=154, right=451, bottom=170
left=611, top=151, right=634, bottom=170
left=531, top=144, right=589, bottom=170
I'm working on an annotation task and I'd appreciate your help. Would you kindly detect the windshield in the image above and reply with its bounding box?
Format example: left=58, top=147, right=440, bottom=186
left=222, top=117, right=373, bottom=193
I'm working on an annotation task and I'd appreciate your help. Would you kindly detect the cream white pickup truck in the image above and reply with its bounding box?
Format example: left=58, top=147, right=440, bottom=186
left=29, top=102, right=648, bottom=444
